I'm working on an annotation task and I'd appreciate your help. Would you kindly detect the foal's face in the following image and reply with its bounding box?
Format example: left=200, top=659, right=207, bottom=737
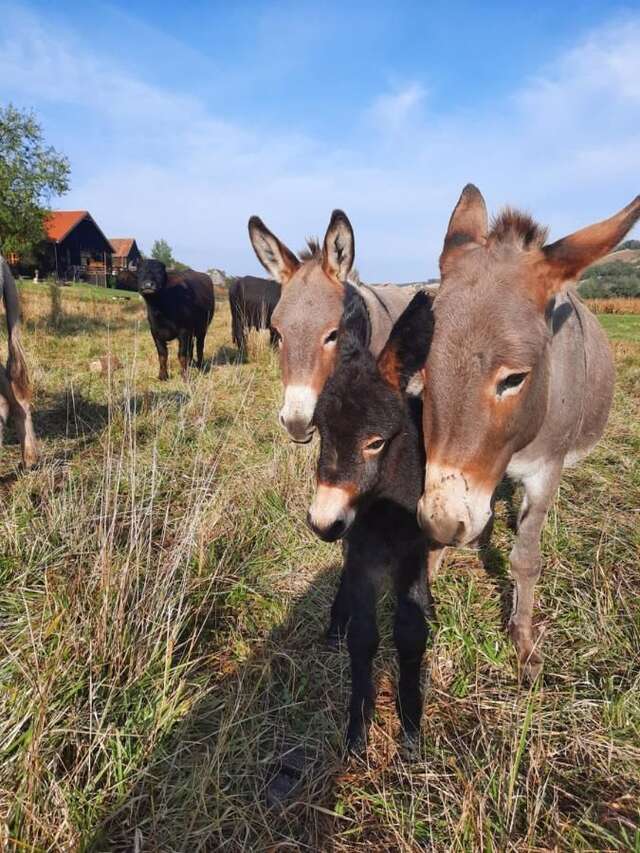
left=308, top=289, right=433, bottom=542
left=248, top=211, right=356, bottom=444
left=309, top=356, right=403, bottom=541
left=418, top=184, right=640, bottom=547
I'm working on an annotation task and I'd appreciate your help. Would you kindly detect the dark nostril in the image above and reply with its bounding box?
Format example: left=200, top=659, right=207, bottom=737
left=455, top=520, right=466, bottom=543
left=279, top=412, right=286, bottom=428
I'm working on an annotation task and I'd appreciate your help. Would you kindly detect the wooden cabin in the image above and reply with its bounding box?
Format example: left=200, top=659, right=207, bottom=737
left=43, top=211, right=113, bottom=285
left=110, top=238, right=142, bottom=272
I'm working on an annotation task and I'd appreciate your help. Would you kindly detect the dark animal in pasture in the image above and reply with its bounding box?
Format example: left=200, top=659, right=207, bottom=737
left=137, top=259, right=215, bottom=380
left=248, top=210, right=421, bottom=442
left=229, top=275, right=281, bottom=352
left=114, top=269, right=138, bottom=292
left=418, top=185, right=639, bottom=679
left=0, top=256, right=38, bottom=467
left=308, top=287, right=436, bottom=751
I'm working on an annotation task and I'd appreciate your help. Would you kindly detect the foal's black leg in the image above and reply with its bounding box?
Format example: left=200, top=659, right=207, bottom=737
left=393, top=548, right=430, bottom=741
left=325, top=568, right=350, bottom=649
left=346, top=568, right=379, bottom=752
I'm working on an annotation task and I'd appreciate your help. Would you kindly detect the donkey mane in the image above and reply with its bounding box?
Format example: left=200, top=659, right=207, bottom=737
left=299, top=237, right=322, bottom=261
left=488, top=208, right=549, bottom=250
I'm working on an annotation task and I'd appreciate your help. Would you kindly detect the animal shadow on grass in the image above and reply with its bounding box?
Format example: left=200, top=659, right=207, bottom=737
left=90, top=563, right=353, bottom=851
left=203, top=344, right=247, bottom=369
left=479, top=477, right=520, bottom=630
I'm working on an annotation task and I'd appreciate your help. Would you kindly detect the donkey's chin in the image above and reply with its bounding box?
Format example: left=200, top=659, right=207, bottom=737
left=289, top=428, right=315, bottom=445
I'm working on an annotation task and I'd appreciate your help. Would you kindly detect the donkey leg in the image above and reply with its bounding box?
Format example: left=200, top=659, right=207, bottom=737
left=325, top=567, right=350, bottom=648
left=346, top=566, right=379, bottom=752
left=509, top=463, right=562, bottom=681
left=0, top=370, right=10, bottom=448
left=394, top=545, right=430, bottom=742
left=0, top=364, right=38, bottom=468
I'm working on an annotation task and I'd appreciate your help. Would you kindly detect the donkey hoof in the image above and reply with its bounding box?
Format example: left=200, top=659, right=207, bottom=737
left=323, top=628, right=345, bottom=651
left=399, top=730, right=421, bottom=761
left=345, top=724, right=367, bottom=757
left=521, top=652, right=543, bottom=684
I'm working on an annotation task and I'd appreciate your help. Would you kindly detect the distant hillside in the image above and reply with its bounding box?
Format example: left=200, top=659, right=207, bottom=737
left=579, top=240, right=640, bottom=298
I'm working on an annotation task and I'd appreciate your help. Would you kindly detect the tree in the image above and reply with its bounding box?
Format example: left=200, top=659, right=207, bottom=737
left=0, top=104, right=70, bottom=257
left=151, top=239, right=174, bottom=267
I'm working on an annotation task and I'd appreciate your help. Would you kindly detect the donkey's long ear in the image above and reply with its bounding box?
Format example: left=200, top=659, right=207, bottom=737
left=439, top=184, right=488, bottom=277
left=248, top=216, right=300, bottom=285
left=540, top=195, right=640, bottom=295
left=337, top=283, right=371, bottom=356
left=378, top=291, right=434, bottom=392
left=323, top=210, right=355, bottom=282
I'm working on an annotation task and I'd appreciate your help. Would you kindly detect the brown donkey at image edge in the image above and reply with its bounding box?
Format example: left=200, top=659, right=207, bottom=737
left=418, top=186, right=640, bottom=679
left=0, top=257, right=38, bottom=468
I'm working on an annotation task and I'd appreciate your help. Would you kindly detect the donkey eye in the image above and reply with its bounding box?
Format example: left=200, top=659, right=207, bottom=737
left=364, top=437, right=386, bottom=454
left=496, top=371, right=529, bottom=397
left=324, top=329, right=338, bottom=345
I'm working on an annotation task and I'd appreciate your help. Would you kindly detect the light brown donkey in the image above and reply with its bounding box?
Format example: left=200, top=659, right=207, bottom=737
left=0, top=256, right=38, bottom=468
left=248, top=211, right=420, bottom=443
left=417, top=186, right=639, bottom=679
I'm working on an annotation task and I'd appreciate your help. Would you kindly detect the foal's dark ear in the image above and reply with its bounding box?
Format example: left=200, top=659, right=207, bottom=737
left=323, top=209, right=355, bottom=282
left=338, top=283, right=371, bottom=355
left=377, top=291, right=434, bottom=392
left=248, top=216, right=300, bottom=285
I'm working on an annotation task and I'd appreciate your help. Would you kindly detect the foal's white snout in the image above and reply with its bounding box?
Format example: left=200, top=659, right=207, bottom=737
left=417, top=464, right=492, bottom=546
left=307, top=484, right=356, bottom=542
left=279, top=384, right=317, bottom=443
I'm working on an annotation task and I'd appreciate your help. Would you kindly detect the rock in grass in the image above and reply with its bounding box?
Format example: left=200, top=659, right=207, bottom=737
left=89, top=355, right=123, bottom=375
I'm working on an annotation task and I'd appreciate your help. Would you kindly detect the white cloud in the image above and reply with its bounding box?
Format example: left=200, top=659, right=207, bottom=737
left=366, top=82, right=427, bottom=132
left=0, top=5, right=638, bottom=279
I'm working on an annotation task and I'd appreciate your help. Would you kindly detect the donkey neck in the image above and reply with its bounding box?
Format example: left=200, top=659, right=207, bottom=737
left=376, top=396, right=425, bottom=511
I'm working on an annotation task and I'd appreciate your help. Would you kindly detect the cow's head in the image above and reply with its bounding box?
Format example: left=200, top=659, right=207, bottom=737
left=137, top=259, right=167, bottom=296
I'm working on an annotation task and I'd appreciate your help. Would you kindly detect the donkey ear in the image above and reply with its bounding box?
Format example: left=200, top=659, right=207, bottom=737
left=323, top=210, right=355, bottom=281
left=540, top=195, right=640, bottom=295
left=377, top=291, right=434, bottom=392
left=439, top=184, right=488, bottom=277
left=248, top=216, right=300, bottom=285
left=338, top=283, right=371, bottom=353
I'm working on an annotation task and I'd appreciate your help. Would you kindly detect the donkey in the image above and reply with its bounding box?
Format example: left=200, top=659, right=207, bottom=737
left=0, top=257, right=38, bottom=468
left=417, top=185, right=640, bottom=679
left=308, top=287, right=435, bottom=750
left=248, top=210, right=420, bottom=443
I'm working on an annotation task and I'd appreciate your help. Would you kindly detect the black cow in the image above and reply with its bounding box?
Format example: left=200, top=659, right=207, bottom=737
left=229, top=275, right=281, bottom=352
left=137, top=259, right=215, bottom=380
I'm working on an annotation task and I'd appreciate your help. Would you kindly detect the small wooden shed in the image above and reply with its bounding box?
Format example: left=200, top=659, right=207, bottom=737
left=44, top=211, right=113, bottom=285
left=110, top=238, right=142, bottom=272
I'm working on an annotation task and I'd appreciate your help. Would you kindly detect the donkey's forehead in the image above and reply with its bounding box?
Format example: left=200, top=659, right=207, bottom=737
left=272, top=263, right=344, bottom=329
left=433, top=274, right=548, bottom=367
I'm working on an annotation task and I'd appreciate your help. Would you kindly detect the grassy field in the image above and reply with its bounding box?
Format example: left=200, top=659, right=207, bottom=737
left=1, top=289, right=639, bottom=851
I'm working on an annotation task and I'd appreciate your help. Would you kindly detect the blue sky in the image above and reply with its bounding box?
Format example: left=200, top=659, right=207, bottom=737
left=1, top=0, right=639, bottom=279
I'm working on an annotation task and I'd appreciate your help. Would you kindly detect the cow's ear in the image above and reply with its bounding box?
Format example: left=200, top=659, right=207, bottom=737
left=378, top=291, right=434, bottom=392
left=248, top=216, right=300, bottom=285
left=323, top=210, right=355, bottom=282
left=538, top=195, right=640, bottom=299
left=439, top=184, right=488, bottom=278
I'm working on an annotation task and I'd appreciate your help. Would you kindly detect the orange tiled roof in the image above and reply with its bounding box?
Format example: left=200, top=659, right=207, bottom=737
left=110, top=238, right=135, bottom=257
left=44, top=211, right=89, bottom=242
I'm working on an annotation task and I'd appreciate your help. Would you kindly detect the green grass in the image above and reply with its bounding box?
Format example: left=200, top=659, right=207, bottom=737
left=598, top=313, right=640, bottom=342
left=1, top=287, right=639, bottom=851
left=17, top=279, right=139, bottom=302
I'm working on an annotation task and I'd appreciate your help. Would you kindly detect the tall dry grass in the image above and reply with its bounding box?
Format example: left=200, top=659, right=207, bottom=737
left=585, top=297, right=640, bottom=314
left=1, top=289, right=639, bottom=850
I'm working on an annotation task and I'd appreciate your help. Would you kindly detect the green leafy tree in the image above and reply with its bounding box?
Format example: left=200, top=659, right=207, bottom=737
left=0, top=104, right=70, bottom=257
left=151, top=239, right=174, bottom=267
